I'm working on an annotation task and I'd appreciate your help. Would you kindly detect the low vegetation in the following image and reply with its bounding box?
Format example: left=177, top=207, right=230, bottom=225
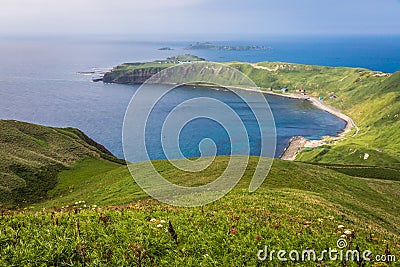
left=1, top=157, right=399, bottom=266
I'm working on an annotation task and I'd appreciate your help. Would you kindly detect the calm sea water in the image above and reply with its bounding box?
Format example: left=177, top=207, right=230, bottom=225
left=1, top=36, right=397, bottom=160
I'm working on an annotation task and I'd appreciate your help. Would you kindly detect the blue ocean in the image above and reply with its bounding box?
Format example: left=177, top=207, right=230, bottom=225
left=0, top=36, right=399, bottom=160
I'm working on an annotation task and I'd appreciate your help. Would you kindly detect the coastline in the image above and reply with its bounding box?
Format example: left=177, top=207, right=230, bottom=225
left=208, top=85, right=359, bottom=160
left=177, top=83, right=359, bottom=160
left=227, top=86, right=358, bottom=135
left=108, top=80, right=359, bottom=161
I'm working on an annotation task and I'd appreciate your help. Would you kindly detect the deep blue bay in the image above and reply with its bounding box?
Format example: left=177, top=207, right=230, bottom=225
left=1, top=36, right=399, bottom=160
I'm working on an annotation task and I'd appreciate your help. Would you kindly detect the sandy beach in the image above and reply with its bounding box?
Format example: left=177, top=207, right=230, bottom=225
left=222, top=86, right=359, bottom=160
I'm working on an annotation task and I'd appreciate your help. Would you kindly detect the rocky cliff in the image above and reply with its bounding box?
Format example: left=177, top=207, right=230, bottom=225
left=102, top=67, right=167, bottom=84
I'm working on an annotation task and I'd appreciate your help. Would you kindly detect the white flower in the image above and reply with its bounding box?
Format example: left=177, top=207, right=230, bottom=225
left=156, top=224, right=163, bottom=228
left=150, top=218, right=157, bottom=222
left=160, top=220, right=166, bottom=223
left=344, top=230, right=352, bottom=235
left=93, top=205, right=97, bottom=208
left=83, top=204, right=87, bottom=208
left=338, top=225, right=345, bottom=229
left=340, top=234, right=346, bottom=238
left=203, top=254, right=209, bottom=258
left=74, top=202, right=79, bottom=205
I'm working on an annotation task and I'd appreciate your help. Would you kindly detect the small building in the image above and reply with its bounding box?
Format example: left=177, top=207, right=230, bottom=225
left=298, top=88, right=306, bottom=95
left=281, top=88, right=288, bottom=93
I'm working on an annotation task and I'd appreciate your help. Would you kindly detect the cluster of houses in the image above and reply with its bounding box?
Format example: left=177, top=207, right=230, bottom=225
left=266, top=86, right=339, bottom=100
left=268, top=87, right=307, bottom=95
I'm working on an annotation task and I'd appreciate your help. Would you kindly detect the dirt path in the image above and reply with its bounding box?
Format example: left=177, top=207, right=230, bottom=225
left=250, top=63, right=279, bottom=72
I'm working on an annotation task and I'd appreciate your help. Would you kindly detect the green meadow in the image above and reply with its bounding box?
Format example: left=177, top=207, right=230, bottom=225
left=1, top=61, right=399, bottom=266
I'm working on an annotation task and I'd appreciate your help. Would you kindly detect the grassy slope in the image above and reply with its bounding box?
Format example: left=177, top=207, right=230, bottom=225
left=41, top=157, right=400, bottom=235
left=0, top=120, right=123, bottom=208
left=227, top=62, right=400, bottom=168
left=2, top=157, right=399, bottom=265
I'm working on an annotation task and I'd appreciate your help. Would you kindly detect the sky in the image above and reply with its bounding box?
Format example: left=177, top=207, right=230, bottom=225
left=1, top=0, right=400, bottom=39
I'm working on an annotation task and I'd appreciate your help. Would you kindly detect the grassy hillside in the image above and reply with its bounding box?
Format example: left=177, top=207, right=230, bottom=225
left=1, top=157, right=399, bottom=265
left=228, top=62, right=400, bottom=168
left=0, top=120, right=123, bottom=208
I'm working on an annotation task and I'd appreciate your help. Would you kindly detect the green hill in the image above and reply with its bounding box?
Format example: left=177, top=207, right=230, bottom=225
left=1, top=156, right=399, bottom=265
left=0, top=120, right=123, bottom=208
left=228, top=62, right=400, bottom=168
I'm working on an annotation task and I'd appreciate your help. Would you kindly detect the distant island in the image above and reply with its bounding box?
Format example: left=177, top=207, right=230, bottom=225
left=158, top=47, right=174, bottom=51
left=165, top=54, right=205, bottom=63
left=184, top=42, right=270, bottom=51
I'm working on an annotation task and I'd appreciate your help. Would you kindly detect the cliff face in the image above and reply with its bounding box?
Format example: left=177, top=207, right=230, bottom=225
left=102, top=64, right=246, bottom=86
left=102, top=67, right=166, bottom=84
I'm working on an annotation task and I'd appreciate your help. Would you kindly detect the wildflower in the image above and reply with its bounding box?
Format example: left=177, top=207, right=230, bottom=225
left=344, top=230, right=352, bottom=235
left=150, top=218, right=157, bottom=222
left=203, top=254, right=209, bottom=258
left=255, top=235, right=262, bottom=240
left=156, top=224, right=163, bottom=228
left=230, top=228, right=238, bottom=234
left=160, top=220, right=166, bottom=223
left=74, top=202, right=79, bottom=205
left=341, top=234, right=346, bottom=238
left=338, top=225, right=345, bottom=229
left=93, top=205, right=97, bottom=208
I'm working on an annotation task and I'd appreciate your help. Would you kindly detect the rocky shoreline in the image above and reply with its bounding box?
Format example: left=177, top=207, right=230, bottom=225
left=269, top=92, right=358, bottom=160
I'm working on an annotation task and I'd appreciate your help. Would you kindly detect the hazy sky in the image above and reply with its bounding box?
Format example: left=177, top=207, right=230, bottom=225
left=1, top=0, right=400, bottom=38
